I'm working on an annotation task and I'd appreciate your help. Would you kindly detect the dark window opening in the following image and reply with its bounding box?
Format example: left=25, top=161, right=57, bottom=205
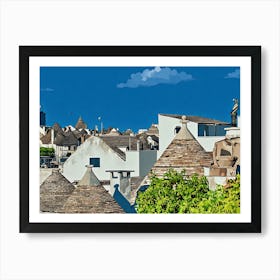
left=220, top=149, right=231, bottom=156
left=90, top=157, right=100, bottom=167
left=198, top=124, right=230, bottom=137
left=174, top=126, right=181, bottom=134
left=236, top=165, right=240, bottom=174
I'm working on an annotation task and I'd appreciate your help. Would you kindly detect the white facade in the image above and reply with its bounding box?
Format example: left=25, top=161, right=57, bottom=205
left=158, top=114, right=228, bottom=158
left=62, top=136, right=157, bottom=183
left=40, top=168, right=52, bottom=184
left=126, top=150, right=157, bottom=177
left=40, top=143, right=73, bottom=162
left=225, top=127, right=240, bottom=138
left=39, top=126, right=47, bottom=136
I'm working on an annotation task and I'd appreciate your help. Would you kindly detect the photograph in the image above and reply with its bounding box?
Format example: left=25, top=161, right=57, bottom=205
left=39, top=66, right=241, bottom=215
left=19, top=46, right=261, bottom=232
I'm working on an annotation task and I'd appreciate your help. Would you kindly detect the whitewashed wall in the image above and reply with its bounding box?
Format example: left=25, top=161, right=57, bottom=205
left=63, top=136, right=127, bottom=182
left=158, top=114, right=182, bottom=157
left=39, top=168, right=52, bottom=184
left=125, top=151, right=140, bottom=176
left=39, top=126, right=46, bottom=136
left=139, top=150, right=158, bottom=177
left=158, top=114, right=225, bottom=157
left=197, top=136, right=226, bottom=151
left=63, top=137, right=157, bottom=182
left=126, top=150, right=158, bottom=177
left=40, top=143, right=56, bottom=149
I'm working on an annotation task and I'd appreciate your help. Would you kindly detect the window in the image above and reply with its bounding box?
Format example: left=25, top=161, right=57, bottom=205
left=236, top=165, right=240, bottom=174
left=220, top=149, right=231, bottom=156
left=89, top=157, right=100, bottom=167
left=198, top=124, right=230, bottom=136
left=198, top=125, right=209, bottom=136
left=174, top=126, right=181, bottom=134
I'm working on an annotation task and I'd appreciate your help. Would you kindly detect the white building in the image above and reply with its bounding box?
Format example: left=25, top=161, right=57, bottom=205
left=40, top=120, right=92, bottom=165
left=158, top=114, right=234, bottom=158
left=62, top=135, right=157, bottom=183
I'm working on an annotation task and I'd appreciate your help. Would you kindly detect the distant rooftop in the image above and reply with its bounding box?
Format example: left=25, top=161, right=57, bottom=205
left=40, top=123, right=91, bottom=146
left=159, top=114, right=230, bottom=125
left=75, top=116, right=87, bottom=130
left=100, top=135, right=151, bottom=160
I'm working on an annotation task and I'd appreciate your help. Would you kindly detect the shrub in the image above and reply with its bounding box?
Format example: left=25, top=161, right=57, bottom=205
left=40, top=147, right=55, bottom=157
left=136, top=170, right=240, bottom=214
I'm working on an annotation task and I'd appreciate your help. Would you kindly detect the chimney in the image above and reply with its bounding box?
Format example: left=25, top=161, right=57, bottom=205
left=51, top=128, right=54, bottom=145
left=106, top=170, right=134, bottom=200
left=119, top=171, right=132, bottom=201
left=137, top=140, right=140, bottom=151
left=107, top=171, right=119, bottom=196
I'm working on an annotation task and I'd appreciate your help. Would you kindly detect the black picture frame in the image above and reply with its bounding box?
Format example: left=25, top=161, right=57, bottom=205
left=20, top=46, right=261, bottom=233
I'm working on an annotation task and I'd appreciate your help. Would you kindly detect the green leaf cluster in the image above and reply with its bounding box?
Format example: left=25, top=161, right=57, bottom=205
left=40, top=147, right=55, bottom=157
left=136, top=170, right=240, bottom=214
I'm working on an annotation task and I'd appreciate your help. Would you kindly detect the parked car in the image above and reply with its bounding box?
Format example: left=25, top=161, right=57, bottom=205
left=40, top=156, right=57, bottom=168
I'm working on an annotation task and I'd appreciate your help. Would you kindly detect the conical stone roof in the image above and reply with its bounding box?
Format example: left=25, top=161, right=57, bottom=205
left=150, top=116, right=213, bottom=178
left=40, top=169, right=75, bottom=213
left=62, top=167, right=124, bottom=213
left=78, top=165, right=100, bottom=187
left=107, top=128, right=120, bottom=136
left=146, top=124, right=159, bottom=136
left=53, top=122, right=63, bottom=133
left=75, top=116, right=87, bottom=130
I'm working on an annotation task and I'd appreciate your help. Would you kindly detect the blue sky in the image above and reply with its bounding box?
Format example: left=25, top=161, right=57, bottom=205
left=40, top=66, right=240, bottom=132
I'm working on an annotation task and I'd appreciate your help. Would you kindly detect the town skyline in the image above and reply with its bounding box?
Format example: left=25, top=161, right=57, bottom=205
left=40, top=66, right=240, bottom=131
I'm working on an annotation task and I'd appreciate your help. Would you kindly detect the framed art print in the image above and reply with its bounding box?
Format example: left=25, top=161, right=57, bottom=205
left=19, top=46, right=261, bottom=233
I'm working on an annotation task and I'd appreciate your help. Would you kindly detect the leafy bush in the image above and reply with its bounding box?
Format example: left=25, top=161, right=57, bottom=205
left=136, top=170, right=240, bottom=214
left=40, top=147, right=55, bottom=157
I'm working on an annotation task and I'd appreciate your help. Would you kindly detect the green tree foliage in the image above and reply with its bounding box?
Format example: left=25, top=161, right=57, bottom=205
left=40, top=147, right=55, bottom=157
left=136, top=170, right=240, bottom=214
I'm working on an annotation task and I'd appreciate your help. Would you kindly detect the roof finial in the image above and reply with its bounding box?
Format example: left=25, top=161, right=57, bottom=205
left=174, top=115, right=193, bottom=140
left=231, top=99, right=239, bottom=127
left=181, top=115, right=187, bottom=124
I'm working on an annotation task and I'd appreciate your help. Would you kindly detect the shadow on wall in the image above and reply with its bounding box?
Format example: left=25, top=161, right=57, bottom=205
left=113, top=184, right=136, bottom=213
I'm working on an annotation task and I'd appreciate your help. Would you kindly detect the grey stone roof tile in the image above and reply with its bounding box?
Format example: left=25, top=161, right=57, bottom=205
left=40, top=169, right=75, bottom=213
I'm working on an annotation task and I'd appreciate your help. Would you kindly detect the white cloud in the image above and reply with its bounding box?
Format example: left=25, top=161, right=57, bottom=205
left=225, top=69, right=240, bottom=79
left=117, top=67, right=193, bottom=88
left=40, top=88, right=54, bottom=92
